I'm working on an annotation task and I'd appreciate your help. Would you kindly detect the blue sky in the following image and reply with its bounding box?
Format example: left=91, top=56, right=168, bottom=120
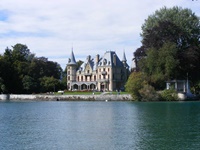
left=0, top=0, right=199, bottom=69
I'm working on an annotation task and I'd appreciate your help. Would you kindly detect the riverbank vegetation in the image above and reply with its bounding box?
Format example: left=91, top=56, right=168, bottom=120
left=126, top=6, right=200, bottom=101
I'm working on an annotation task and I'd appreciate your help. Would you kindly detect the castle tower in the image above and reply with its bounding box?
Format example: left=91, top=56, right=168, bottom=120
left=67, top=49, right=77, bottom=90
left=121, top=51, right=129, bottom=84
left=122, top=50, right=127, bottom=65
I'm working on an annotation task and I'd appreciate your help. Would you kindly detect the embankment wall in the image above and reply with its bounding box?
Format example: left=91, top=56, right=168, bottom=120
left=0, top=94, right=132, bottom=101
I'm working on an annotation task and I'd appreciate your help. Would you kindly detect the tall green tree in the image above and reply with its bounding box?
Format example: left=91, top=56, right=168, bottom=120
left=139, top=6, right=200, bottom=89
left=40, top=76, right=60, bottom=93
left=139, top=42, right=179, bottom=89
left=0, top=43, right=64, bottom=93
left=22, top=75, right=37, bottom=93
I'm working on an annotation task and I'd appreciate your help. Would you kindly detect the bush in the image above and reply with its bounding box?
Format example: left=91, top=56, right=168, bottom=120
left=139, top=84, right=160, bottom=101
left=125, top=72, right=145, bottom=100
left=160, top=89, right=178, bottom=101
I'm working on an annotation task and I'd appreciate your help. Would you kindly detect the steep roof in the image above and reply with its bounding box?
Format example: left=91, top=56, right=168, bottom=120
left=98, top=51, right=123, bottom=67
left=77, top=51, right=126, bottom=72
left=68, top=50, right=76, bottom=65
left=78, top=55, right=96, bottom=71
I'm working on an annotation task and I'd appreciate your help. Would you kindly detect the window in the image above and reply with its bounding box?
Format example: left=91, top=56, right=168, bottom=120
left=68, top=71, right=70, bottom=75
left=68, top=76, right=70, bottom=80
left=99, top=75, right=101, bottom=79
left=94, top=75, right=96, bottom=81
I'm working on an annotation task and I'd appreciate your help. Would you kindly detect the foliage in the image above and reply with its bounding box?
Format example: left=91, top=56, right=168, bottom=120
left=125, top=72, right=146, bottom=100
left=22, top=75, right=37, bottom=93
left=139, top=42, right=179, bottom=89
left=76, top=60, right=84, bottom=70
left=139, top=84, right=160, bottom=101
left=137, top=6, right=200, bottom=90
left=0, top=77, right=6, bottom=93
left=133, top=46, right=146, bottom=71
left=160, top=89, right=179, bottom=101
left=0, top=43, right=66, bottom=93
left=40, top=76, right=60, bottom=93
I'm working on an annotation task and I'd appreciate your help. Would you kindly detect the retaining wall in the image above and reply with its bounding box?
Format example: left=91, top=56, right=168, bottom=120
left=0, top=94, right=132, bottom=101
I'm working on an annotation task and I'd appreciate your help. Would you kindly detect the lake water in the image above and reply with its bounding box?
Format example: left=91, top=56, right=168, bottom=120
left=0, top=101, right=200, bottom=150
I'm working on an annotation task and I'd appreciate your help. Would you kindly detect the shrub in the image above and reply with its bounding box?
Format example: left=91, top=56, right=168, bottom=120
left=139, top=84, right=160, bottom=101
left=160, top=89, right=178, bottom=101
left=125, top=72, right=145, bottom=100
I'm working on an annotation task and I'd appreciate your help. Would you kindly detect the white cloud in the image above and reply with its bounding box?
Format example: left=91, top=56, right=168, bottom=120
left=0, top=0, right=200, bottom=69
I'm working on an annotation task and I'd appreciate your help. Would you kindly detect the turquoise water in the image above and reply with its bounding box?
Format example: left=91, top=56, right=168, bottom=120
left=0, top=101, right=200, bottom=150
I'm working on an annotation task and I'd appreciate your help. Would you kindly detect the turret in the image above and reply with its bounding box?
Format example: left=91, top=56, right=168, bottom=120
left=67, top=49, right=77, bottom=90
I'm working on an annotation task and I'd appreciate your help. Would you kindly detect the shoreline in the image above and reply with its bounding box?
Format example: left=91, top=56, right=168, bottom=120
left=0, top=94, right=132, bottom=101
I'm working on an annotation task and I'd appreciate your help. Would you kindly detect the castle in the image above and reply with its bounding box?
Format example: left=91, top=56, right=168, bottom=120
left=67, top=50, right=130, bottom=91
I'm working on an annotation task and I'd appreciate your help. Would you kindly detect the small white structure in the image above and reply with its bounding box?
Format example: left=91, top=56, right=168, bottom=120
left=166, top=79, right=194, bottom=99
left=166, top=80, right=187, bottom=92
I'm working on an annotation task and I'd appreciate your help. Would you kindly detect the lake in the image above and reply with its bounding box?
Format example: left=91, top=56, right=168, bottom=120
left=0, top=101, right=200, bottom=150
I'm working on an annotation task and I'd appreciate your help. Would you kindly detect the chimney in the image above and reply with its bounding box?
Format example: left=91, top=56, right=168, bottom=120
left=96, top=54, right=99, bottom=63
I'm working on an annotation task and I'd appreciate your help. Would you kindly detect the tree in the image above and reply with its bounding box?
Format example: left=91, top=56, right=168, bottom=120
left=139, top=42, right=179, bottom=89
left=22, top=75, right=37, bottom=93
left=141, top=7, right=200, bottom=49
left=139, top=6, right=200, bottom=88
left=0, top=43, right=63, bottom=94
left=76, top=60, right=84, bottom=70
left=125, top=72, right=146, bottom=100
left=40, top=76, right=60, bottom=93
left=0, top=77, right=6, bottom=93
left=133, top=46, right=146, bottom=71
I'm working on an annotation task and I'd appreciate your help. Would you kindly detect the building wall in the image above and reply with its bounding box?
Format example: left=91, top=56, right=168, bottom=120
left=67, top=51, right=129, bottom=91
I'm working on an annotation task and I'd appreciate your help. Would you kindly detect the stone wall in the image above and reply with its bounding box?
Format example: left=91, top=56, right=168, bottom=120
left=0, top=94, right=132, bottom=101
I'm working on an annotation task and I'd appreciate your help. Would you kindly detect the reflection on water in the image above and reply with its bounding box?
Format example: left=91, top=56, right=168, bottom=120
left=0, top=101, right=200, bottom=150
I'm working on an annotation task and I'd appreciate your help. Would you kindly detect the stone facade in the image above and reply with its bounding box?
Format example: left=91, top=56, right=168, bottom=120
left=67, top=50, right=129, bottom=91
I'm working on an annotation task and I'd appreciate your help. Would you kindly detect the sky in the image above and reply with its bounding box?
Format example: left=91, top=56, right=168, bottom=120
left=0, top=0, right=200, bottom=70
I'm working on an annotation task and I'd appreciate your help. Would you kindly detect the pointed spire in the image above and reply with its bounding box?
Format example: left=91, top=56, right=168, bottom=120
left=68, top=48, right=76, bottom=65
left=122, top=50, right=127, bottom=62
